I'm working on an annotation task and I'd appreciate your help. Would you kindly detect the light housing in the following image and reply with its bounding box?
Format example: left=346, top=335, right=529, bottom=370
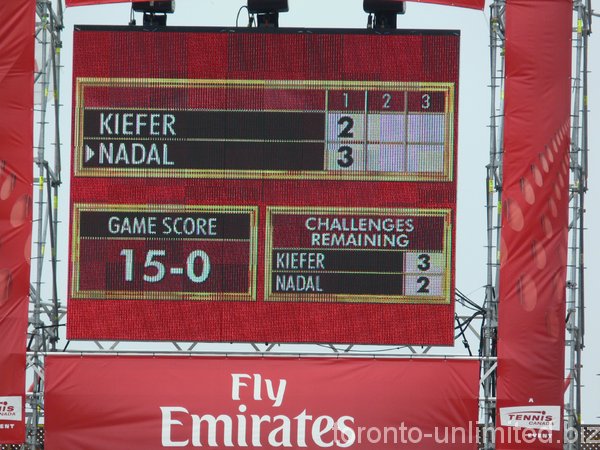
left=247, top=0, right=289, bottom=28
left=132, top=1, right=175, bottom=27
left=363, top=0, right=405, bottom=29
left=132, top=1, right=175, bottom=14
left=247, top=0, right=289, bottom=13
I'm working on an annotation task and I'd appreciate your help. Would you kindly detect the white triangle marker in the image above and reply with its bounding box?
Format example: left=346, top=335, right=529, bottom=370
left=85, top=145, right=95, bottom=163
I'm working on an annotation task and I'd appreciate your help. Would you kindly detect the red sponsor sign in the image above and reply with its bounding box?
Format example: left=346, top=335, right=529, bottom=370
left=496, top=0, right=572, bottom=448
left=68, top=27, right=459, bottom=345
left=45, top=356, right=480, bottom=449
left=0, top=0, right=34, bottom=443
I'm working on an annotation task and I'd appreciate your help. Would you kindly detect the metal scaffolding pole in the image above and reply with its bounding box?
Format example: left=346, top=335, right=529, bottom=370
left=25, top=1, right=63, bottom=448
left=482, top=4, right=592, bottom=450
left=482, top=2, right=505, bottom=449
left=564, top=1, right=590, bottom=449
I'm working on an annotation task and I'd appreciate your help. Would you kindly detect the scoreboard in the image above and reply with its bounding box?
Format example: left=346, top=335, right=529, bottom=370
left=68, top=27, right=459, bottom=345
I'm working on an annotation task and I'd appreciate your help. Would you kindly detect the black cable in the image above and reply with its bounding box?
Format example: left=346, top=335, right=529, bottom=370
left=454, top=310, right=484, bottom=331
left=456, top=297, right=481, bottom=312
left=316, top=344, right=407, bottom=353
left=342, top=347, right=407, bottom=353
left=456, top=288, right=485, bottom=313
left=455, top=313, right=476, bottom=356
left=236, top=5, right=250, bottom=27
left=129, top=5, right=136, bottom=26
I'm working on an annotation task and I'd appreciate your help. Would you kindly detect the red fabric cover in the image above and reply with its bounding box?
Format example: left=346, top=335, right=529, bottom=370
left=0, top=0, right=34, bottom=444
left=496, top=0, right=572, bottom=448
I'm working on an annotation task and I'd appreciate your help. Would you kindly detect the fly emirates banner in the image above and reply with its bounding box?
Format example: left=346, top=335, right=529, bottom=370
left=45, top=356, right=479, bottom=449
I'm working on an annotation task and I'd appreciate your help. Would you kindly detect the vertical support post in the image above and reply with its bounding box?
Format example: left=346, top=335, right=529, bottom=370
left=25, top=1, right=64, bottom=448
left=564, top=2, right=589, bottom=449
left=481, top=2, right=505, bottom=449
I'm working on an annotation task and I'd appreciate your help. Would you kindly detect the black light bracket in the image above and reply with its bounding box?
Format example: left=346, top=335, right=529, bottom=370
left=131, top=1, right=175, bottom=27
left=364, top=0, right=405, bottom=30
left=247, top=0, right=289, bottom=28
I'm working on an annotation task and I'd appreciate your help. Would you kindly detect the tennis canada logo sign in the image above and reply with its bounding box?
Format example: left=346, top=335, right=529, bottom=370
left=0, top=397, right=22, bottom=422
left=499, top=406, right=561, bottom=431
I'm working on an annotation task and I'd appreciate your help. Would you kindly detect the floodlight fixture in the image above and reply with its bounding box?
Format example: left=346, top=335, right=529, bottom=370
left=364, top=0, right=405, bottom=30
left=247, top=0, right=289, bottom=28
left=132, top=1, right=175, bottom=27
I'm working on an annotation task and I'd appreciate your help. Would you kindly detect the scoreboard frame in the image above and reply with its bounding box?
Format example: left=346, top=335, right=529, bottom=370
left=68, top=26, right=460, bottom=345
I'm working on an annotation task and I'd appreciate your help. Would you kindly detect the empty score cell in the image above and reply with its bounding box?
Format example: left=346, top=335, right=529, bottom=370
left=406, top=145, right=445, bottom=173
left=367, top=114, right=406, bottom=143
left=366, top=144, right=406, bottom=172
left=406, top=114, right=446, bottom=143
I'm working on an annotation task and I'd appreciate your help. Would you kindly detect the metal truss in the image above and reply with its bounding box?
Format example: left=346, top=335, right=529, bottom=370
left=26, top=0, right=64, bottom=448
left=485, top=1, right=593, bottom=450
left=564, top=1, right=591, bottom=449
left=481, top=2, right=505, bottom=449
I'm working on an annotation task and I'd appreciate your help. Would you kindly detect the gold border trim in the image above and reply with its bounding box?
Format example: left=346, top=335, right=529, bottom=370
left=264, top=206, right=453, bottom=304
left=74, top=78, right=455, bottom=182
left=70, top=203, right=259, bottom=302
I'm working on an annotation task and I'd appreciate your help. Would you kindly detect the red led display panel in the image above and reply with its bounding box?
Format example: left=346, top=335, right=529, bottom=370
left=68, top=26, right=459, bottom=345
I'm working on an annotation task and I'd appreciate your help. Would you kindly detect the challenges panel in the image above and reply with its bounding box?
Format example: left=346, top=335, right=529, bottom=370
left=67, top=26, right=459, bottom=345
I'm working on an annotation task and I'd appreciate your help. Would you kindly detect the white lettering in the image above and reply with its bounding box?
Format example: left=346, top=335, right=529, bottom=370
left=97, top=112, right=176, bottom=136
left=191, top=414, right=233, bottom=447
left=267, top=415, right=291, bottom=447
left=231, top=374, right=252, bottom=401
left=164, top=114, right=176, bottom=136
left=99, top=142, right=113, bottom=164
left=160, top=406, right=190, bottom=447
left=136, top=113, right=147, bottom=135
left=295, top=410, right=312, bottom=447
left=312, top=416, right=335, bottom=447
left=122, top=113, right=134, bottom=135
left=100, top=113, right=113, bottom=135
left=336, top=416, right=356, bottom=447
left=265, top=378, right=287, bottom=407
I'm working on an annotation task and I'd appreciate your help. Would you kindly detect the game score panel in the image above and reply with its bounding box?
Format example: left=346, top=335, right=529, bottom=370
left=70, top=204, right=258, bottom=301
left=70, top=204, right=452, bottom=305
left=74, top=79, right=455, bottom=181
left=265, top=207, right=453, bottom=304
